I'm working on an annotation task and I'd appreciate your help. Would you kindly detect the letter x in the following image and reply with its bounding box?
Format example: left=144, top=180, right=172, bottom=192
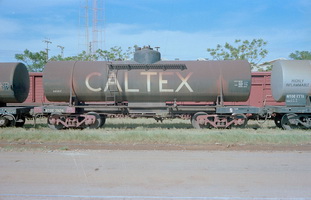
left=175, top=72, right=193, bottom=92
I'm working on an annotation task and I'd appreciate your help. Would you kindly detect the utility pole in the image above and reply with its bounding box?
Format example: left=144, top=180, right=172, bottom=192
left=89, top=42, right=92, bottom=56
left=79, top=0, right=103, bottom=55
left=57, top=45, right=65, bottom=58
left=92, top=0, right=98, bottom=54
left=42, top=39, right=52, bottom=61
left=85, top=0, right=90, bottom=55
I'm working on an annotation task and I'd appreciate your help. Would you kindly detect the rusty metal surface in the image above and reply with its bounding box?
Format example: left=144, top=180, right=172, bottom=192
left=44, top=60, right=251, bottom=103
left=43, top=61, right=77, bottom=102
left=0, top=63, right=29, bottom=103
left=271, top=60, right=311, bottom=102
left=22, top=71, right=282, bottom=107
left=239, top=72, right=285, bottom=107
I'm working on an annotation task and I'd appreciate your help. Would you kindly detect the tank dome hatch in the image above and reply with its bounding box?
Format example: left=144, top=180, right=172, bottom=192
left=134, top=45, right=161, bottom=64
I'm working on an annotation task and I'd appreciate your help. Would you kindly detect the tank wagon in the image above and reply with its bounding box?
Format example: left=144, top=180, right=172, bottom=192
left=1, top=48, right=310, bottom=130
left=35, top=46, right=259, bottom=129
left=0, top=63, right=32, bottom=127
left=266, top=60, right=311, bottom=129
left=23, top=71, right=285, bottom=108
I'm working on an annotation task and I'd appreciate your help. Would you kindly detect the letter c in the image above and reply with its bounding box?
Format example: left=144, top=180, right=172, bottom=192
left=86, top=72, right=102, bottom=92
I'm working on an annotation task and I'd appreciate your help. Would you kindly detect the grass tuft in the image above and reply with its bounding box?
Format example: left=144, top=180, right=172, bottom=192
left=1, top=118, right=311, bottom=146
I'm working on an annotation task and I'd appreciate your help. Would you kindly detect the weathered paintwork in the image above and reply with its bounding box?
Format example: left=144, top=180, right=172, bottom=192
left=22, top=71, right=283, bottom=107
left=271, top=60, right=311, bottom=102
left=134, top=46, right=161, bottom=64
left=0, top=63, right=29, bottom=103
left=44, top=60, right=251, bottom=103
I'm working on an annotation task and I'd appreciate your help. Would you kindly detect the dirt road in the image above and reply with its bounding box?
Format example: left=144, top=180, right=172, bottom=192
left=1, top=150, right=311, bottom=200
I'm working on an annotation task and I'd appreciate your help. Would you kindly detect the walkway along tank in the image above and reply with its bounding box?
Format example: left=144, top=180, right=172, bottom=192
left=268, top=60, right=311, bottom=129
left=0, top=63, right=32, bottom=127
left=38, top=46, right=257, bottom=129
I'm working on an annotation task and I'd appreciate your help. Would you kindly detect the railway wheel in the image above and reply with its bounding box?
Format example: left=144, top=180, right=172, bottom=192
left=99, top=115, right=106, bottom=127
left=86, top=112, right=102, bottom=129
left=15, top=116, right=26, bottom=127
left=191, top=112, right=209, bottom=129
left=47, top=113, right=64, bottom=130
left=274, top=114, right=283, bottom=128
left=0, top=116, right=9, bottom=127
left=0, top=114, right=16, bottom=127
left=281, top=113, right=299, bottom=130
left=232, top=114, right=248, bottom=128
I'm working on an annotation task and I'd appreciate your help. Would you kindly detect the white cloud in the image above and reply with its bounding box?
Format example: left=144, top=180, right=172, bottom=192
left=0, top=20, right=81, bottom=61
left=0, top=18, right=21, bottom=34
left=0, top=19, right=310, bottom=63
left=103, top=23, right=311, bottom=61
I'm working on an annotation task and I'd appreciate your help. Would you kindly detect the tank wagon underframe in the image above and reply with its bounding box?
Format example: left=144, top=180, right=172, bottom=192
left=0, top=106, right=32, bottom=127
left=34, top=103, right=260, bottom=130
left=266, top=104, right=311, bottom=130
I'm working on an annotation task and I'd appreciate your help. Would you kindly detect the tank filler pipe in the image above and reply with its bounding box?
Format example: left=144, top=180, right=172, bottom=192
left=69, top=61, right=79, bottom=106
left=219, top=78, right=224, bottom=106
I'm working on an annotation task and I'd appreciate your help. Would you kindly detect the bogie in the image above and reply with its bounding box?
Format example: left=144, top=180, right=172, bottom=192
left=191, top=112, right=248, bottom=129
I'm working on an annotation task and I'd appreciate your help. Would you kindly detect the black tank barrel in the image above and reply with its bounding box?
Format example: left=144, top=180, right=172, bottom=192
left=0, top=62, right=30, bottom=103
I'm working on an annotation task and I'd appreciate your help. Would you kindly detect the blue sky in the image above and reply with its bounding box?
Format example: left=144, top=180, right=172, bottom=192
left=0, top=0, right=310, bottom=63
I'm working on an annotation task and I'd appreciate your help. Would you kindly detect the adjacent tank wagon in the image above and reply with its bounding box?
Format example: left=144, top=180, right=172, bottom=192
left=0, top=63, right=29, bottom=103
left=271, top=60, right=311, bottom=102
left=267, top=60, right=311, bottom=129
left=0, top=63, right=32, bottom=127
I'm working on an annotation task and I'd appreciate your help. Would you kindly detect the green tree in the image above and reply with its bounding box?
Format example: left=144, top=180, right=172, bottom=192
left=289, top=50, right=311, bottom=60
left=15, top=49, right=47, bottom=72
left=50, top=51, right=99, bottom=61
left=96, top=46, right=134, bottom=61
left=207, top=39, right=268, bottom=70
left=16, top=46, right=135, bottom=72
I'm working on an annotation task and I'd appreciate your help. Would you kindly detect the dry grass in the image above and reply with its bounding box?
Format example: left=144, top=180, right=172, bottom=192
left=0, top=118, right=311, bottom=146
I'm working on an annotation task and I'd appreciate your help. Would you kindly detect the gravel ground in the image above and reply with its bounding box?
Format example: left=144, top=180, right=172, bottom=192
left=1, top=150, right=311, bottom=200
